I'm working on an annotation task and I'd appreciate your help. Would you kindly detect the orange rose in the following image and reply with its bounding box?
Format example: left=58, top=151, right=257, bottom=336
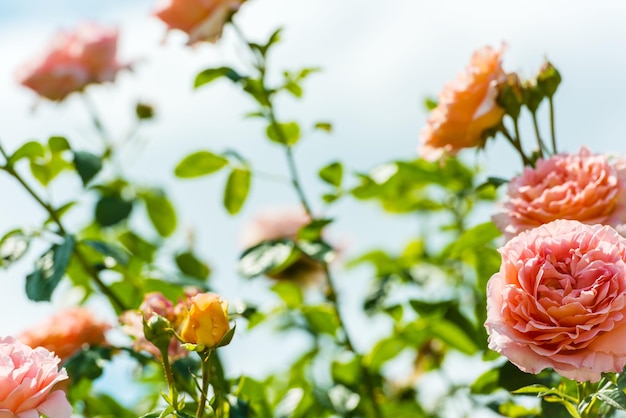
left=154, top=0, right=246, bottom=45
left=19, top=307, right=110, bottom=361
left=419, top=45, right=507, bottom=160
left=179, top=293, right=230, bottom=348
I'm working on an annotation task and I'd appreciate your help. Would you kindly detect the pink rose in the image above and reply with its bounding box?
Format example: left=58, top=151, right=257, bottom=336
left=18, top=307, right=110, bottom=362
left=493, top=147, right=626, bottom=240
left=154, top=0, right=246, bottom=45
left=0, top=336, right=72, bottom=418
left=485, top=219, right=626, bottom=382
left=119, top=292, right=191, bottom=361
left=419, top=45, right=507, bottom=161
left=17, top=22, right=126, bottom=101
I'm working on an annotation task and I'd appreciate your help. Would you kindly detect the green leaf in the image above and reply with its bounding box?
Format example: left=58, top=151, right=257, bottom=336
left=65, top=347, right=112, bottom=382
left=443, top=221, right=501, bottom=259
left=297, top=218, right=333, bottom=241
left=95, top=196, right=133, bottom=227
left=332, top=355, right=361, bottom=387
left=73, top=151, right=102, bottom=186
left=223, top=167, right=251, bottom=215
left=0, top=229, right=31, bottom=267
left=301, top=304, right=339, bottom=336
left=314, top=122, right=333, bottom=133
left=471, top=368, right=500, bottom=395
left=48, top=136, right=70, bottom=153
left=9, top=141, right=45, bottom=164
left=175, top=251, right=210, bottom=280
left=174, top=151, right=229, bottom=178
left=194, top=67, right=243, bottom=89
left=234, top=376, right=272, bottom=418
left=319, top=161, right=343, bottom=187
left=297, top=240, right=334, bottom=263
left=25, top=235, right=74, bottom=302
left=596, top=389, right=626, bottom=411
left=365, top=337, right=407, bottom=372
left=238, top=240, right=299, bottom=278
left=266, top=121, right=300, bottom=146
left=118, top=231, right=156, bottom=262
left=424, top=97, right=438, bottom=111
left=141, top=191, right=177, bottom=237
left=429, top=320, right=478, bottom=355
left=271, top=281, right=303, bottom=308
left=82, top=240, right=130, bottom=266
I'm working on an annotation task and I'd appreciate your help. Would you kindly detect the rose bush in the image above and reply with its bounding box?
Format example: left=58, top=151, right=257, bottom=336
left=17, top=22, right=125, bottom=101
left=0, top=336, right=72, bottom=418
left=493, top=147, right=626, bottom=240
left=485, top=219, right=626, bottom=382
left=154, top=0, right=246, bottom=45
left=418, top=45, right=507, bottom=161
left=18, top=307, right=109, bottom=362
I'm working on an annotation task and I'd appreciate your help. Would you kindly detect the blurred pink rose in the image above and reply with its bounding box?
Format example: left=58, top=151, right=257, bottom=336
left=154, top=0, right=246, bottom=45
left=18, top=307, right=110, bottom=362
left=241, top=207, right=334, bottom=287
left=419, top=45, right=506, bottom=161
left=119, top=292, right=190, bottom=361
left=17, top=22, right=126, bottom=101
left=493, top=147, right=626, bottom=240
left=486, top=219, right=626, bottom=382
left=0, top=336, right=72, bottom=418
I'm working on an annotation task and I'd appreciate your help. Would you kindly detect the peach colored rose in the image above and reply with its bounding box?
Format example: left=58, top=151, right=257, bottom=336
left=493, top=147, right=626, bottom=240
left=18, top=307, right=110, bottom=362
left=119, top=292, right=190, bottom=361
left=0, top=336, right=72, bottom=418
left=241, top=207, right=332, bottom=286
left=485, top=219, right=626, bottom=382
left=17, top=22, right=126, bottom=101
left=419, top=45, right=507, bottom=161
left=179, top=293, right=230, bottom=347
left=154, top=0, right=246, bottom=45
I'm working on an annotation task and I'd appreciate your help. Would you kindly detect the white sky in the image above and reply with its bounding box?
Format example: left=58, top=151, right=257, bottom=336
left=2, top=0, right=626, bottom=410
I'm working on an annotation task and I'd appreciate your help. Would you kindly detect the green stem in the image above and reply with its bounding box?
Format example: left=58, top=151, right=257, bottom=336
left=530, top=111, right=544, bottom=159
left=197, top=349, right=214, bottom=418
left=500, top=124, right=532, bottom=167
left=0, top=143, right=127, bottom=312
left=160, top=348, right=180, bottom=411
left=549, top=96, right=557, bottom=154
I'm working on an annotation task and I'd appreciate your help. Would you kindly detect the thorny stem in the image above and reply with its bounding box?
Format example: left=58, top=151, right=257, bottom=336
left=0, top=142, right=127, bottom=312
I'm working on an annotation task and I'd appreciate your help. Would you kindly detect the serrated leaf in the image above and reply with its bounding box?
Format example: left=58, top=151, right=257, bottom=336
left=73, top=151, right=102, bottom=186
left=223, top=167, right=251, bottom=215
left=266, top=121, right=300, bottom=146
left=142, top=192, right=177, bottom=237
left=194, top=67, right=243, bottom=89
left=174, top=151, right=229, bottom=178
left=25, top=236, right=74, bottom=302
left=319, top=161, right=343, bottom=187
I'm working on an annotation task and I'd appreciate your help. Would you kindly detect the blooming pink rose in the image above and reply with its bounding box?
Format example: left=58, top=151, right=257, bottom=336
left=154, top=0, right=246, bottom=45
left=18, top=307, right=110, bottom=362
left=241, top=207, right=332, bottom=286
left=485, top=219, right=626, bottom=382
left=119, top=292, right=191, bottom=361
left=0, top=336, right=72, bottom=418
left=493, top=147, right=626, bottom=240
left=17, top=22, right=126, bottom=101
left=419, top=45, right=507, bottom=161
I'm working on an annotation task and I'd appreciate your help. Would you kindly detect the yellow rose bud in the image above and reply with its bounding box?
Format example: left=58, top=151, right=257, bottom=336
left=180, top=293, right=230, bottom=348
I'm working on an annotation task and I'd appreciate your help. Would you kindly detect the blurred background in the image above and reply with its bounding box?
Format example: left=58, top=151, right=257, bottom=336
left=1, top=0, right=625, bottom=413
